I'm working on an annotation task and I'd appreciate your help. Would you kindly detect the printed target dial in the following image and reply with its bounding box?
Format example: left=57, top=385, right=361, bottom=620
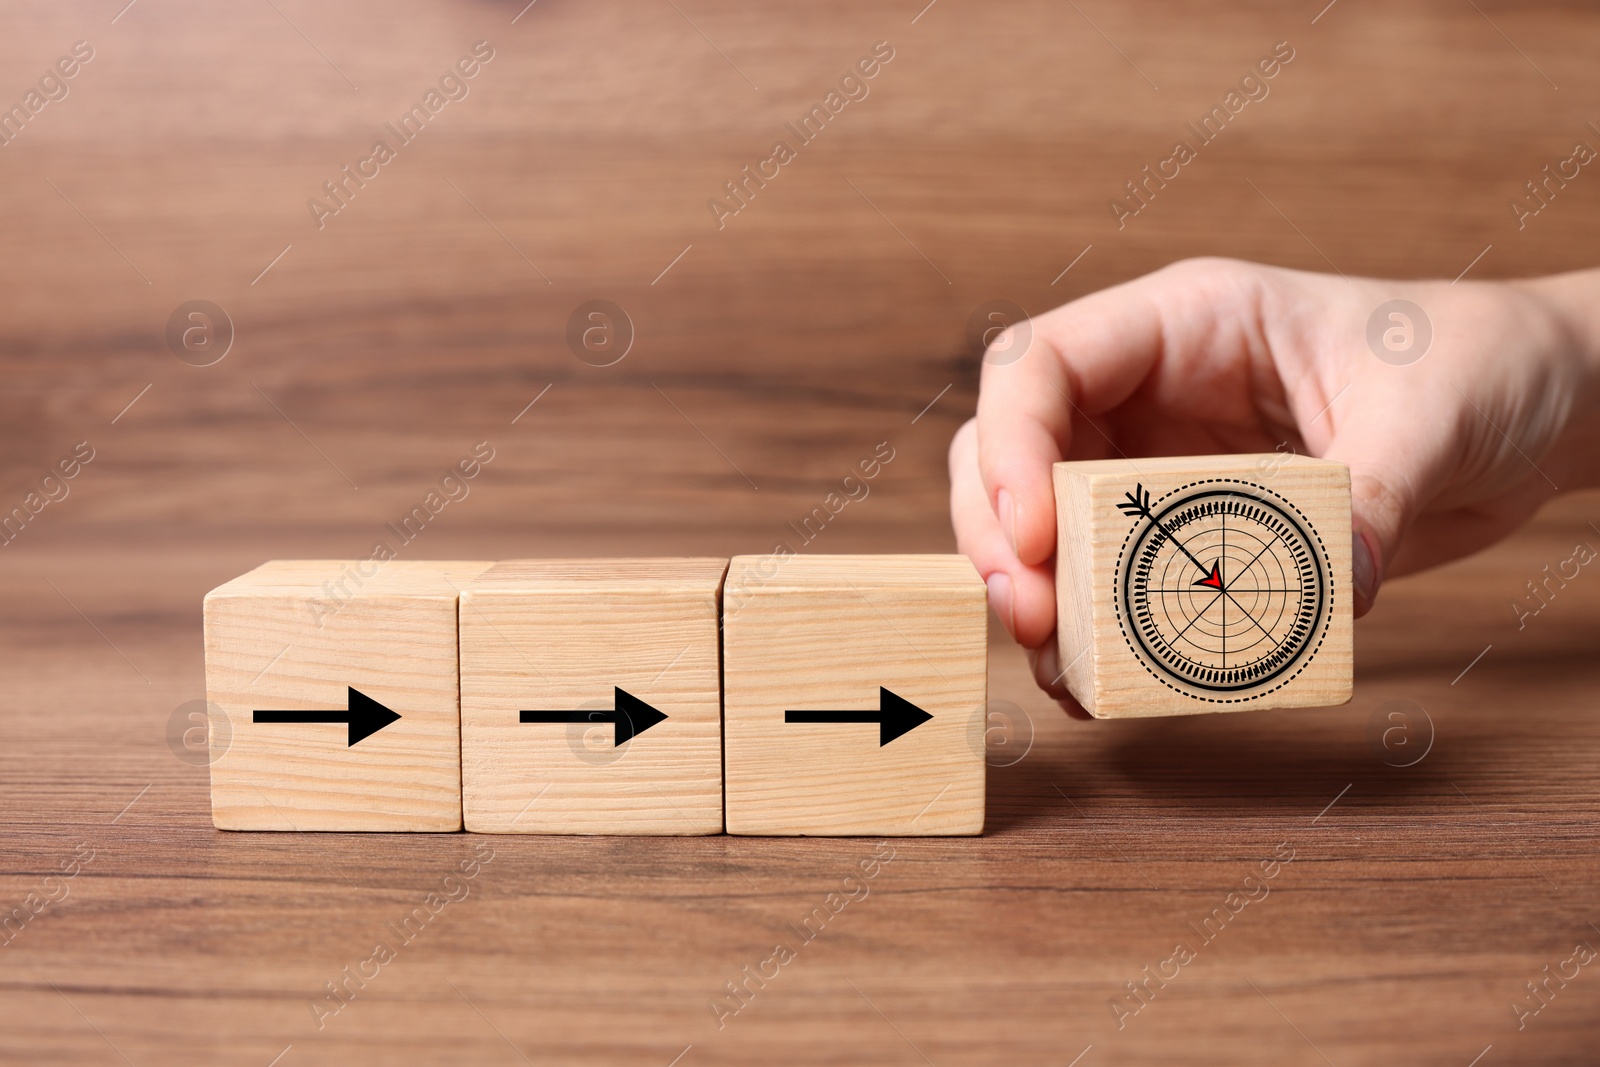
left=1113, top=480, right=1332, bottom=697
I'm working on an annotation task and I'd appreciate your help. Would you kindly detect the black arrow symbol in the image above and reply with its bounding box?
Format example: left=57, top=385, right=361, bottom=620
left=253, top=687, right=401, bottom=747
left=785, top=687, right=933, bottom=746
left=519, top=687, right=668, bottom=746
left=1117, top=482, right=1220, bottom=584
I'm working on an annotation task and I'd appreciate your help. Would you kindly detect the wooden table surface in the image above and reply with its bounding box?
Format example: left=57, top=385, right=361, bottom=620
left=3, top=1, right=1599, bottom=1063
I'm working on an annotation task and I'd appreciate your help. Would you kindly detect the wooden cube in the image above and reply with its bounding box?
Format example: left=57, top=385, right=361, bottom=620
left=1053, top=454, right=1353, bottom=717
left=723, top=554, right=987, bottom=836
left=459, top=559, right=727, bottom=834
left=204, top=560, right=490, bottom=831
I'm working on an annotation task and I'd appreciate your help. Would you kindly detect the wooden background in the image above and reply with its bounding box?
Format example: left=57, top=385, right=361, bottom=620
left=2, top=0, right=1599, bottom=1062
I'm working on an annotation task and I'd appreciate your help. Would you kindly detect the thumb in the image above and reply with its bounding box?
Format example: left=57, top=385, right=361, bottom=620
left=1319, top=398, right=1454, bottom=616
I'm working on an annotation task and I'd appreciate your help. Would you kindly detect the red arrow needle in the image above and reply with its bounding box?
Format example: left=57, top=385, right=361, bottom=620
left=1193, top=562, right=1224, bottom=590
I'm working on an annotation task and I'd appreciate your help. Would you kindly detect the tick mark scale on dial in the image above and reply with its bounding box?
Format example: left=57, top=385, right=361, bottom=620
left=784, top=687, right=933, bottom=746
left=253, top=686, right=400, bottom=746
left=519, top=687, right=668, bottom=745
left=1116, top=482, right=1328, bottom=693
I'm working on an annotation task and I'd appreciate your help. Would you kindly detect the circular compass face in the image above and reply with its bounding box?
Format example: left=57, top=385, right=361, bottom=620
left=1114, top=480, right=1333, bottom=699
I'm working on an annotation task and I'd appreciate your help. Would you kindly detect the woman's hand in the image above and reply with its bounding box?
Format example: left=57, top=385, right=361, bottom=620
left=950, top=257, right=1600, bottom=711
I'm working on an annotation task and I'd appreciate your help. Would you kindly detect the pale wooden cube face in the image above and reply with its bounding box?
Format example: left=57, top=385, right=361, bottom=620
left=204, top=561, right=487, bottom=831
left=1054, top=455, right=1353, bottom=717
left=723, top=554, right=987, bottom=836
left=459, top=559, right=726, bottom=835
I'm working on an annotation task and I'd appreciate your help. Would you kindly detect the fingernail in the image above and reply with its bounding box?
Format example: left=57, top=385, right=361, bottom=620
left=1352, top=525, right=1378, bottom=610
left=997, top=488, right=1017, bottom=555
left=986, top=571, right=1015, bottom=637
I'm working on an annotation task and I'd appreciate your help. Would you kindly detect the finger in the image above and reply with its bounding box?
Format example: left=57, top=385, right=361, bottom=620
left=949, top=417, right=1056, bottom=647
left=1027, top=639, right=1093, bottom=719
left=976, top=259, right=1254, bottom=568
left=1320, top=389, right=1459, bottom=616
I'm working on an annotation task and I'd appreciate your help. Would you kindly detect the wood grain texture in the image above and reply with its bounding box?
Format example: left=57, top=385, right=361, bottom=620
left=1055, top=454, right=1354, bottom=717
left=459, top=558, right=726, bottom=835
left=2, top=0, right=1600, bottom=1061
left=723, top=554, right=986, bottom=835
left=205, top=560, right=490, bottom=831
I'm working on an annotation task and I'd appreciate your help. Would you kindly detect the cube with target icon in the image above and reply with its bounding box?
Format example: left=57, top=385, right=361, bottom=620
left=1053, top=454, right=1353, bottom=717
